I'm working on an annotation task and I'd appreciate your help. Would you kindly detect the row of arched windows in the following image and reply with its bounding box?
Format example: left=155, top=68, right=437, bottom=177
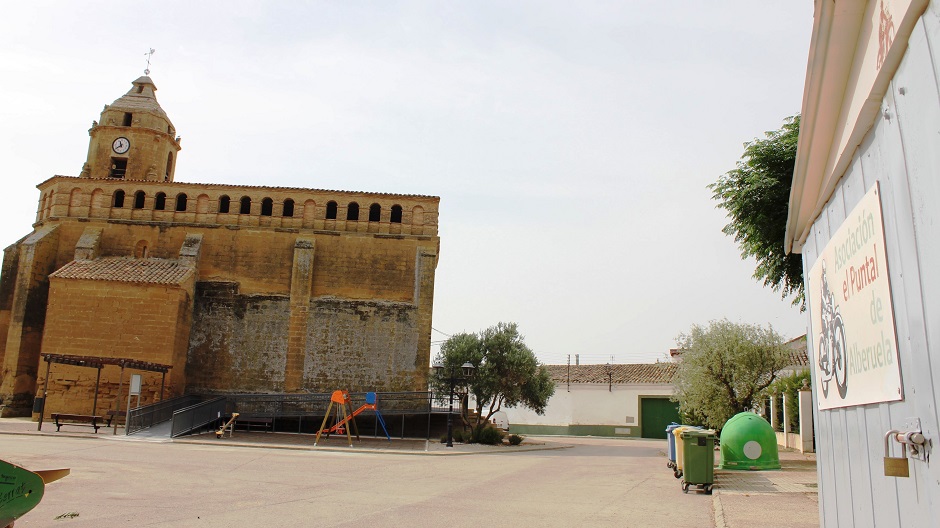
left=108, top=190, right=405, bottom=222
left=323, top=201, right=403, bottom=223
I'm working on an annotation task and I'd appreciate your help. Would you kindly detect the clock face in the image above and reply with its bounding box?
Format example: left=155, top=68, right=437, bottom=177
left=112, top=137, right=130, bottom=154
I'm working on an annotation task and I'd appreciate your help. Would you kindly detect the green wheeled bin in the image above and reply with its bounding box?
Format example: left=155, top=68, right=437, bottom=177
left=679, top=428, right=716, bottom=494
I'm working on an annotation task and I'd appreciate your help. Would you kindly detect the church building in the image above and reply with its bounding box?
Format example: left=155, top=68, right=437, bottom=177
left=0, top=74, right=440, bottom=418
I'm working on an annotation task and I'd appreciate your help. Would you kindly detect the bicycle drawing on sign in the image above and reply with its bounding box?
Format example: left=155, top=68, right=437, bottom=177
left=817, top=260, right=848, bottom=399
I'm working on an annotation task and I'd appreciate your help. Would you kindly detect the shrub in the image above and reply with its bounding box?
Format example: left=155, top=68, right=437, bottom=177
left=441, top=428, right=467, bottom=444
left=507, top=434, right=524, bottom=446
left=473, top=425, right=505, bottom=445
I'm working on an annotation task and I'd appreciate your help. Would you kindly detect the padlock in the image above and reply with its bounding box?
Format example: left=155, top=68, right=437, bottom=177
left=884, top=429, right=910, bottom=478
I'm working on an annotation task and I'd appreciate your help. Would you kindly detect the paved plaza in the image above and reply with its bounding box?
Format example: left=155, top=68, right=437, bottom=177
left=0, top=418, right=818, bottom=527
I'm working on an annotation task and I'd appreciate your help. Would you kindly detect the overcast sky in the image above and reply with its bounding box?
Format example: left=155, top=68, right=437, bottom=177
left=0, top=2, right=813, bottom=365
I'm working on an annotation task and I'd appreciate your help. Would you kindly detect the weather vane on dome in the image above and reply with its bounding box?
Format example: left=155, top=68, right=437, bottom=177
left=144, top=48, right=155, bottom=75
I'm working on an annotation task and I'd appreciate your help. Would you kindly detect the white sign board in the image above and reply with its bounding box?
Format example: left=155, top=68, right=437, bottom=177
left=807, top=183, right=902, bottom=409
left=129, top=374, right=142, bottom=396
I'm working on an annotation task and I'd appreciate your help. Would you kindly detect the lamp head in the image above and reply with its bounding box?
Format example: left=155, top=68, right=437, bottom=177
left=461, top=362, right=475, bottom=378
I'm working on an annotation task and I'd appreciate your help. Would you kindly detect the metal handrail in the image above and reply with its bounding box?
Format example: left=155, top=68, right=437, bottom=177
left=170, top=397, right=227, bottom=438
left=126, top=395, right=201, bottom=435
left=158, top=391, right=440, bottom=438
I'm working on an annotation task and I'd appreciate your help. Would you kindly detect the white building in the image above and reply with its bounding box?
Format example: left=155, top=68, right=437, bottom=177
left=502, top=363, right=677, bottom=439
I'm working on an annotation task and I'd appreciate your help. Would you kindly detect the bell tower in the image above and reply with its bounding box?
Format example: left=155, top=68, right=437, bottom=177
left=80, top=75, right=181, bottom=181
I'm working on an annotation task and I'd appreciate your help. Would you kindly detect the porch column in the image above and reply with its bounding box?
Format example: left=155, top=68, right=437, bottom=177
left=769, top=393, right=779, bottom=430
left=799, top=381, right=815, bottom=453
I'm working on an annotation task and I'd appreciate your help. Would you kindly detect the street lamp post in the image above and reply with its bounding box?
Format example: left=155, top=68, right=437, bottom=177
left=433, top=361, right=475, bottom=447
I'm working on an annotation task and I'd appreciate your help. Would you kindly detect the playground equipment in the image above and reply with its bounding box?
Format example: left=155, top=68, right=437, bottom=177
left=0, top=459, right=69, bottom=526
left=216, top=412, right=239, bottom=438
left=314, top=391, right=390, bottom=446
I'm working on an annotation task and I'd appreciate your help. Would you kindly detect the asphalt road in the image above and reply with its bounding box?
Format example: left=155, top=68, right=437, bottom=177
left=2, top=434, right=716, bottom=527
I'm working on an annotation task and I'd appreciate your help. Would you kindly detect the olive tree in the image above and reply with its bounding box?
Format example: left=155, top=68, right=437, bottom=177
left=431, top=322, right=554, bottom=429
left=672, top=319, right=790, bottom=429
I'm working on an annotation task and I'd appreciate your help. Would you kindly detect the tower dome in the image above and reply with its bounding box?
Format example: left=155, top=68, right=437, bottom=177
left=80, top=75, right=181, bottom=181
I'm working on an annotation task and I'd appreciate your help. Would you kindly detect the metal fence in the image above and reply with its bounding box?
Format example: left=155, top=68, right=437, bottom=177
left=222, top=391, right=434, bottom=418
left=170, top=397, right=227, bottom=438
left=159, top=391, right=454, bottom=438
left=126, top=395, right=201, bottom=435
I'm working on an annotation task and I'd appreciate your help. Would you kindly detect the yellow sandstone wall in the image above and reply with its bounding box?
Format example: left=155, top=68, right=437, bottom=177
left=33, top=277, right=193, bottom=418
left=1, top=175, right=439, bottom=415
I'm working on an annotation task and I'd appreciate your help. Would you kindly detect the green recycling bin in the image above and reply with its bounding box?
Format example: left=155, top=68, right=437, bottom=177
left=679, top=428, right=716, bottom=494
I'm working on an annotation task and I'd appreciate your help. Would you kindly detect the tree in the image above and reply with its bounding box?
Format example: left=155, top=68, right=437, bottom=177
left=672, top=319, right=790, bottom=430
left=710, top=115, right=805, bottom=310
left=431, top=322, right=555, bottom=429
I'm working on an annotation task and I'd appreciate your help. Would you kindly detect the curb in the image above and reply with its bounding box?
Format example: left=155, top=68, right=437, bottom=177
left=0, top=428, right=574, bottom=456
left=713, top=491, right=728, bottom=528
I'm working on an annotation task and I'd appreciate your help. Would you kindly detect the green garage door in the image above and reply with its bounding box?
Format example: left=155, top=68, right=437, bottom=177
left=640, top=397, right=681, bottom=439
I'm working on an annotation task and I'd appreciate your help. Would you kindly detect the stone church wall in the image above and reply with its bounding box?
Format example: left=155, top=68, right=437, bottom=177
left=186, top=282, right=290, bottom=393
left=305, top=298, right=420, bottom=392
left=186, top=285, right=424, bottom=394
left=34, top=277, right=194, bottom=417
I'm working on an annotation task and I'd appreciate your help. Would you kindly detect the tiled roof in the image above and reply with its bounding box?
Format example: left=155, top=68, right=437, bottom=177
left=544, top=363, right=678, bottom=384
left=784, top=335, right=810, bottom=367
left=50, top=257, right=195, bottom=285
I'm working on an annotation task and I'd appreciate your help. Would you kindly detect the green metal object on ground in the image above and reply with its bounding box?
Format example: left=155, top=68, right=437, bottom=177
left=0, top=459, right=69, bottom=526
left=679, top=428, right=716, bottom=494
left=718, top=412, right=781, bottom=470
left=0, top=459, right=45, bottom=526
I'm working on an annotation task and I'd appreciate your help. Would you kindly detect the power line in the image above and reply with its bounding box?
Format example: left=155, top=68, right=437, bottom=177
left=431, top=327, right=452, bottom=337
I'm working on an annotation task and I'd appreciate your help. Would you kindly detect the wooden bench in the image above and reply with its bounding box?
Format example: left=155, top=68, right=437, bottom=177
left=50, top=413, right=103, bottom=433
left=235, top=417, right=273, bottom=432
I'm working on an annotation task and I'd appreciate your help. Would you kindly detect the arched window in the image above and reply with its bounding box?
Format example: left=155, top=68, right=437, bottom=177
left=326, top=201, right=338, bottom=220
left=154, top=192, right=166, bottom=211
left=219, top=195, right=230, bottom=214
left=176, top=193, right=188, bottom=212
left=347, top=202, right=360, bottom=221
left=369, top=203, right=381, bottom=222
left=135, top=240, right=148, bottom=258
left=261, top=198, right=273, bottom=216
left=113, top=190, right=126, bottom=208
left=390, top=205, right=403, bottom=223
left=282, top=199, right=295, bottom=217
left=165, top=152, right=174, bottom=179
left=240, top=196, right=252, bottom=215
left=134, top=191, right=146, bottom=209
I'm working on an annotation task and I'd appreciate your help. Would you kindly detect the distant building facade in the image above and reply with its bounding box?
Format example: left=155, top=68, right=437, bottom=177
left=0, top=75, right=440, bottom=417
left=502, top=363, right=678, bottom=438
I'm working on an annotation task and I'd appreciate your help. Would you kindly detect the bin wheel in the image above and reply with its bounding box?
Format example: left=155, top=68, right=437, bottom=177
left=681, top=481, right=690, bottom=494
left=674, top=469, right=682, bottom=479
left=704, top=484, right=713, bottom=495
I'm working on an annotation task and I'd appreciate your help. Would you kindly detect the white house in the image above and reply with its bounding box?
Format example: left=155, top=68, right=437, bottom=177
left=502, top=363, right=678, bottom=439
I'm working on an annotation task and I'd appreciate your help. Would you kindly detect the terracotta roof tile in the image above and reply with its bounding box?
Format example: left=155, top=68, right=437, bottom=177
left=784, top=335, right=810, bottom=367
left=50, top=257, right=195, bottom=285
left=544, top=363, right=678, bottom=384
